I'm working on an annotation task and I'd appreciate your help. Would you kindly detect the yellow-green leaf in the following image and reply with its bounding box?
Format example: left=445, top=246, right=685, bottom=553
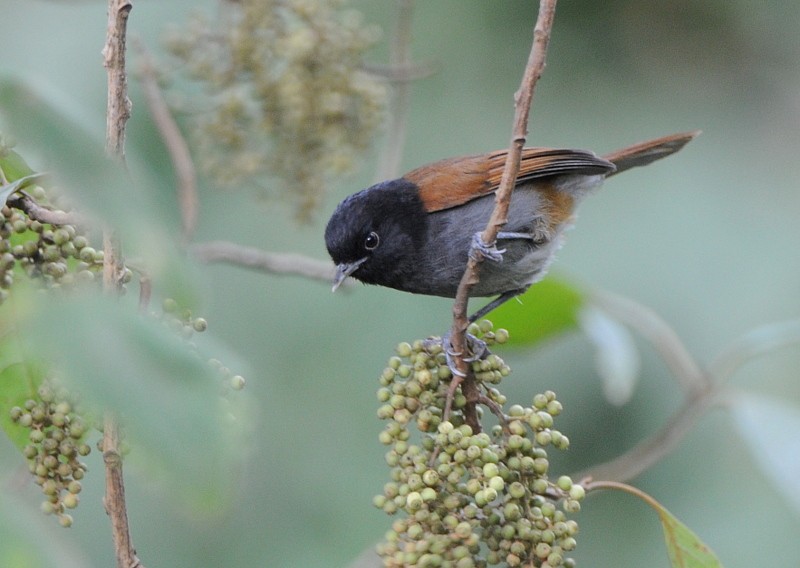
left=593, top=481, right=724, bottom=568
left=483, top=276, right=584, bottom=346
left=657, top=504, right=722, bottom=568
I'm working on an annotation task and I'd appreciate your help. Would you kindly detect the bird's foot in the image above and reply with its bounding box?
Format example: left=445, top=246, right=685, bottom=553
left=470, top=233, right=506, bottom=262
left=425, top=332, right=489, bottom=378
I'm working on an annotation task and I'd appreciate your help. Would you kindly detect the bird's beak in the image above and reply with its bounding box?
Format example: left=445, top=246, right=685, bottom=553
left=332, top=257, right=367, bottom=292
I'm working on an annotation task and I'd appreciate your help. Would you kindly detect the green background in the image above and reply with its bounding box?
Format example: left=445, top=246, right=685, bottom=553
left=2, top=1, right=800, bottom=567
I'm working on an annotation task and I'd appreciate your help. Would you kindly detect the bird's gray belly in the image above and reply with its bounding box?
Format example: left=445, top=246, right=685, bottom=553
left=416, top=189, right=565, bottom=297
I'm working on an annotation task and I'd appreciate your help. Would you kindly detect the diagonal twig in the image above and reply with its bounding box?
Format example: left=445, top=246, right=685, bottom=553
left=134, top=38, right=199, bottom=245
left=190, top=240, right=343, bottom=284
left=446, top=0, right=558, bottom=431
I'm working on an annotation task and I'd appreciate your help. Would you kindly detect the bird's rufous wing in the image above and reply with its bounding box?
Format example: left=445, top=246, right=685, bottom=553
left=406, top=148, right=615, bottom=213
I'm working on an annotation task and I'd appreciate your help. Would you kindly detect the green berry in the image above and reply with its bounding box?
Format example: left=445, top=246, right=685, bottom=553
left=230, top=375, right=246, bottom=390
left=78, top=247, right=96, bottom=263
left=62, top=493, right=79, bottom=509
left=569, top=484, right=585, bottom=501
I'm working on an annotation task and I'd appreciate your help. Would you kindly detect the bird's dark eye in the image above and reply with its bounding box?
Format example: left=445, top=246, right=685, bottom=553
left=364, top=231, right=380, bottom=250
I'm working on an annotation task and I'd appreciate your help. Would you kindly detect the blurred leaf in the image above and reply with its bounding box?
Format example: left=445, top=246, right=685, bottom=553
left=486, top=276, right=585, bottom=346
left=0, top=148, right=35, bottom=180
left=0, top=172, right=48, bottom=206
left=21, top=292, right=243, bottom=511
left=0, top=77, right=198, bottom=304
left=656, top=503, right=723, bottom=568
left=0, top=490, right=89, bottom=568
left=578, top=305, right=641, bottom=406
left=731, top=392, right=800, bottom=515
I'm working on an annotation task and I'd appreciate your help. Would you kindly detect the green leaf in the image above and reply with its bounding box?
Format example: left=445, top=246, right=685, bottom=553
left=0, top=149, right=35, bottom=181
left=731, top=392, right=800, bottom=514
left=0, top=172, right=48, bottom=206
left=602, top=482, right=723, bottom=568
left=0, top=77, right=199, bottom=304
left=0, top=325, right=44, bottom=451
left=656, top=503, right=723, bottom=568
left=482, top=276, right=585, bottom=346
left=20, top=292, right=245, bottom=511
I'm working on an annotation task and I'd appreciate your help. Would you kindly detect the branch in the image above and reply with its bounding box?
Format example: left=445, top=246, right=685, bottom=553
left=134, top=39, right=199, bottom=244
left=373, top=0, right=416, bottom=182
left=190, top=240, right=343, bottom=284
left=102, top=2, right=142, bottom=567
left=574, top=385, right=719, bottom=483
left=103, top=414, right=142, bottom=568
left=7, top=193, right=88, bottom=227
left=103, top=0, right=133, bottom=160
left=447, top=0, right=558, bottom=423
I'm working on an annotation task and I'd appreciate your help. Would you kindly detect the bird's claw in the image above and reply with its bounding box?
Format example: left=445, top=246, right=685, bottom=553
left=430, top=332, right=489, bottom=378
left=470, top=233, right=506, bottom=262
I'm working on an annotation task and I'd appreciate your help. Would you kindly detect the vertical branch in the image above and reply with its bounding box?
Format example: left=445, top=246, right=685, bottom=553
left=447, top=0, right=558, bottom=427
left=103, top=0, right=133, bottom=160
left=102, top=1, right=142, bottom=567
left=373, top=0, right=416, bottom=182
left=103, top=414, right=141, bottom=568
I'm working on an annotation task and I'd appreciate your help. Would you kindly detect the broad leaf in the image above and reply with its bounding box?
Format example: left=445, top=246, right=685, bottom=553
left=486, top=276, right=584, bottom=346
left=0, top=148, right=35, bottom=181
left=0, top=172, right=48, bottom=206
left=0, top=77, right=198, bottom=304
left=656, top=503, right=723, bottom=568
left=731, top=392, right=800, bottom=514
left=0, top=325, right=44, bottom=451
left=21, top=292, right=246, bottom=511
left=604, top=482, right=723, bottom=568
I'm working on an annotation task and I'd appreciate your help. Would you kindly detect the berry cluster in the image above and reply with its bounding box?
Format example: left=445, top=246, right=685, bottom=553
left=9, top=381, right=91, bottom=528
left=374, top=323, right=583, bottom=567
left=0, top=195, right=133, bottom=305
left=164, top=0, right=386, bottom=219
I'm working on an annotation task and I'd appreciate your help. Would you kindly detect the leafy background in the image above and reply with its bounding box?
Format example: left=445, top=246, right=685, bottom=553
left=1, top=0, right=799, bottom=567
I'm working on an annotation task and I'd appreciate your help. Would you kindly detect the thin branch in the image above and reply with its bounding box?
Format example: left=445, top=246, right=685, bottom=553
left=102, top=2, right=142, bottom=567
left=103, top=415, right=142, bottom=568
left=362, top=61, right=437, bottom=83
left=7, top=193, right=88, bottom=227
left=103, top=0, right=133, bottom=160
left=373, top=0, right=416, bottom=182
left=581, top=479, right=664, bottom=511
left=190, top=240, right=343, bottom=284
left=134, top=38, right=199, bottom=245
left=706, top=319, right=800, bottom=383
left=573, top=384, right=719, bottom=483
left=447, top=0, right=558, bottom=425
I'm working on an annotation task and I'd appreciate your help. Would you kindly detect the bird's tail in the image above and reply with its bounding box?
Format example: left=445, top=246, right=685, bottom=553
left=603, top=130, right=701, bottom=176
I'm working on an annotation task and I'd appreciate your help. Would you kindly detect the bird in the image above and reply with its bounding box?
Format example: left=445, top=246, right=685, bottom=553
left=325, top=131, right=699, bottom=323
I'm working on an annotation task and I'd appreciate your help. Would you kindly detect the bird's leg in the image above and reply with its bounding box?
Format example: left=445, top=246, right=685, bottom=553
left=437, top=233, right=533, bottom=376
left=468, top=287, right=529, bottom=323
left=470, top=231, right=534, bottom=262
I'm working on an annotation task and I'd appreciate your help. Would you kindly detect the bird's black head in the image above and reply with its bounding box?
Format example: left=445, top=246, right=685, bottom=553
left=324, top=178, right=427, bottom=290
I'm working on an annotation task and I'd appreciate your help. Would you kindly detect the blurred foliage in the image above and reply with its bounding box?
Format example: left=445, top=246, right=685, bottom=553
left=0, top=1, right=798, bottom=568
left=163, top=0, right=387, bottom=220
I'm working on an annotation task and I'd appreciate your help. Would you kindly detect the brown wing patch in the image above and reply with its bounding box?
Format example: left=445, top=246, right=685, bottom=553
left=407, top=148, right=615, bottom=213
